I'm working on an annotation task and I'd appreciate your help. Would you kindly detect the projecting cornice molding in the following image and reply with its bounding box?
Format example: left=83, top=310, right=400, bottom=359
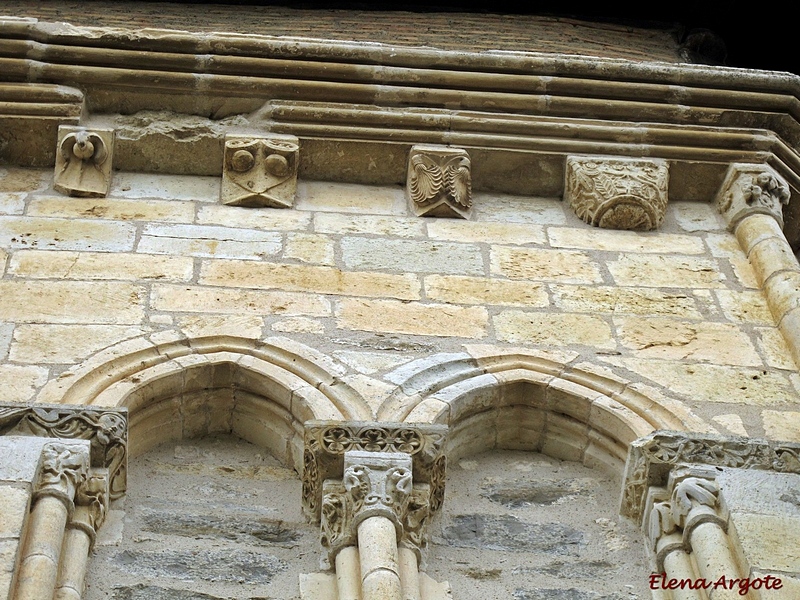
left=4, top=17, right=800, bottom=242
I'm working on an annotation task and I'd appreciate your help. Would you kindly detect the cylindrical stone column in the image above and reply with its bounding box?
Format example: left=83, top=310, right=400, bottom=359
left=398, top=547, right=421, bottom=600
left=358, top=516, right=402, bottom=600
left=336, top=546, right=362, bottom=600
left=656, top=533, right=703, bottom=600
left=688, top=521, right=746, bottom=600
left=53, top=513, right=93, bottom=600
left=14, top=442, right=89, bottom=600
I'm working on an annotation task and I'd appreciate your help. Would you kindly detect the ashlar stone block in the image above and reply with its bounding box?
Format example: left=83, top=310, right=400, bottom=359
left=54, top=126, right=114, bottom=197
left=407, top=145, right=472, bottom=219
left=565, top=155, right=668, bottom=230
left=221, top=134, right=300, bottom=208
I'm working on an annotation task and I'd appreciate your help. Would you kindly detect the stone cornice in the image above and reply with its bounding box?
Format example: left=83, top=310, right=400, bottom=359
left=5, top=17, right=800, bottom=243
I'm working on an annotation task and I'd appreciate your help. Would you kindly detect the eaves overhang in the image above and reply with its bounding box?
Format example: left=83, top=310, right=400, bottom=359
left=3, top=16, right=800, bottom=245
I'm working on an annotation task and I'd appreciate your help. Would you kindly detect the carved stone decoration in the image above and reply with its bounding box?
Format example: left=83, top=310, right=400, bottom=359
left=54, top=126, right=114, bottom=197
left=716, top=163, right=791, bottom=229
left=407, top=144, right=472, bottom=219
left=319, top=481, right=356, bottom=560
left=303, top=421, right=447, bottom=522
left=0, top=403, right=128, bottom=499
left=74, top=469, right=109, bottom=539
left=564, top=156, right=669, bottom=230
left=36, top=441, right=90, bottom=507
left=221, top=134, right=300, bottom=208
left=621, top=431, right=800, bottom=522
left=343, top=451, right=413, bottom=528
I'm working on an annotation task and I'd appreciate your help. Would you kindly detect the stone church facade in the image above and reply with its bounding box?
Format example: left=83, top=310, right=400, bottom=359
left=0, top=5, right=799, bottom=599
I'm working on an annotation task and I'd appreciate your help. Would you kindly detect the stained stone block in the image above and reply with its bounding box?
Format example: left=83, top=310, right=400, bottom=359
left=54, top=126, right=114, bottom=197
left=221, top=134, right=299, bottom=208
left=407, top=145, right=472, bottom=219
left=441, top=514, right=583, bottom=554
left=564, top=156, right=668, bottom=230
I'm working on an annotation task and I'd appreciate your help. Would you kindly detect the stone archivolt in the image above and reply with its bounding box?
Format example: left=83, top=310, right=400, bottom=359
left=565, top=156, right=669, bottom=230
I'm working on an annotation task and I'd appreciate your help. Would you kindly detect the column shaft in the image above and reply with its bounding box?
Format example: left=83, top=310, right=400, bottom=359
left=398, top=547, right=420, bottom=600
left=689, top=522, right=747, bottom=600
left=14, top=495, right=70, bottom=600
left=358, top=516, right=402, bottom=600
left=336, top=546, right=362, bottom=600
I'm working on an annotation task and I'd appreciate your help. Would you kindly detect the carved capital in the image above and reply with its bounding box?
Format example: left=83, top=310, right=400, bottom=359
left=716, top=163, right=790, bottom=230
left=72, top=468, right=109, bottom=543
left=221, top=134, right=299, bottom=208
left=407, top=145, right=472, bottom=219
left=622, top=432, right=800, bottom=523
left=565, top=156, right=668, bottom=230
left=0, top=403, right=128, bottom=499
left=54, top=126, right=114, bottom=197
left=36, top=441, right=90, bottom=509
left=302, top=421, right=446, bottom=523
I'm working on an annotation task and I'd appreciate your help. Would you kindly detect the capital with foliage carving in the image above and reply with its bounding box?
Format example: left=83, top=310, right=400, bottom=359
left=565, top=155, right=668, bottom=230
left=716, top=163, right=791, bottom=229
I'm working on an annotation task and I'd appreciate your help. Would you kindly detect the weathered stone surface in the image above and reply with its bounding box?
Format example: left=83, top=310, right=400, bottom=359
left=0, top=364, right=48, bottom=403
left=111, top=585, right=226, bottom=600
left=0, top=323, right=11, bottom=360
left=9, top=324, right=146, bottom=363
left=548, top=227, right=702, bottom=254
left=0, top=281, right=144, bottom=324
left=336, top=299, right=487, bottom=338
left=565, top=156, right=668, bottom=230
left=608, top=254, right=726, bottom=287
left=0, top=486, right=28, bottom=537
left=315, top=212, right=424, bottom=238
left=604, top=358, right=794, bottom=405
left=491, top=247, right=601, bottom=283
left=472, top=193, right=566, bottom=224
left=728, top=513, right=800, bottom=572
left=112, top=549, right=287, bottom=583
left=715, top=290, right=775, bottom=324
left=0, top=192, right=25, bottom=215
left=198, top=204, right=311, bottom=231
left=271, top=316, right=324, bottom=334
left=711, top=414, right=749, bottom=436
left=54, top=126, right=114, bottom=197
left=201, top=260, right=420, bottom=300
left=494, top=311, right=614, bottom=348
left=341, top=237, right=484, bottom=275
left=140, top=507, right=301, bottom=546
left=615, top=317, right=761, bottom=366
left=221, top=134, right=299, bottom=208
left=427, top=219, right=545, bottom=245
left=481, top=479, right=592, bottom=508
left=513, top=589, right=626, bottom=600
left=296, top=181, right=405, bottom=215
left=762, top=410, right=800, bottom=441
left=407, top=144, right=472, bottom=218
left=550, top=285, right=701, bottom=318
left=138, top=224, right=282, bottom=260
left=28, top=196, right=195, bottom=223
left=152, top=284, right=330, bottom=317
left=9, top=250, right=194, bottom=281
left=0, top=168, right=48, bottom=194
left=109, top=173, right=218, bottom=201
left=440, top=514, right=582, bottom=553
left=178, top=315, right=264, bottom=339
left=671, top=201, right=724, bottom=232
left=0, top=216, right=136, bottom=252
left=425, top=275, right=548, bottom=307
left=284, top=233, right=335, bottom=265
left=757, top=328, right=796, bottom=370
left=333, top=350, right=413, bottom=375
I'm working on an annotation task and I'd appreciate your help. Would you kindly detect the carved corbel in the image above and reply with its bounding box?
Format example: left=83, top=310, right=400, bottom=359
left=54, top=126, right=114, bottom=197
left=564, top=155, right=669, bottom=230
left=716, top=163, right=791, bottom=230
left=407, top=144, right=472, bottom=219
left=221, top=133, right=300, bottom=208
left=35, top=441, right=90, bottom=510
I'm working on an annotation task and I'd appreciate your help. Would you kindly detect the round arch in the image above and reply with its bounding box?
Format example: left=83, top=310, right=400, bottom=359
left=377, top=350, right=713, bottom=475
left=36, top=333, right=372, bottom=470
